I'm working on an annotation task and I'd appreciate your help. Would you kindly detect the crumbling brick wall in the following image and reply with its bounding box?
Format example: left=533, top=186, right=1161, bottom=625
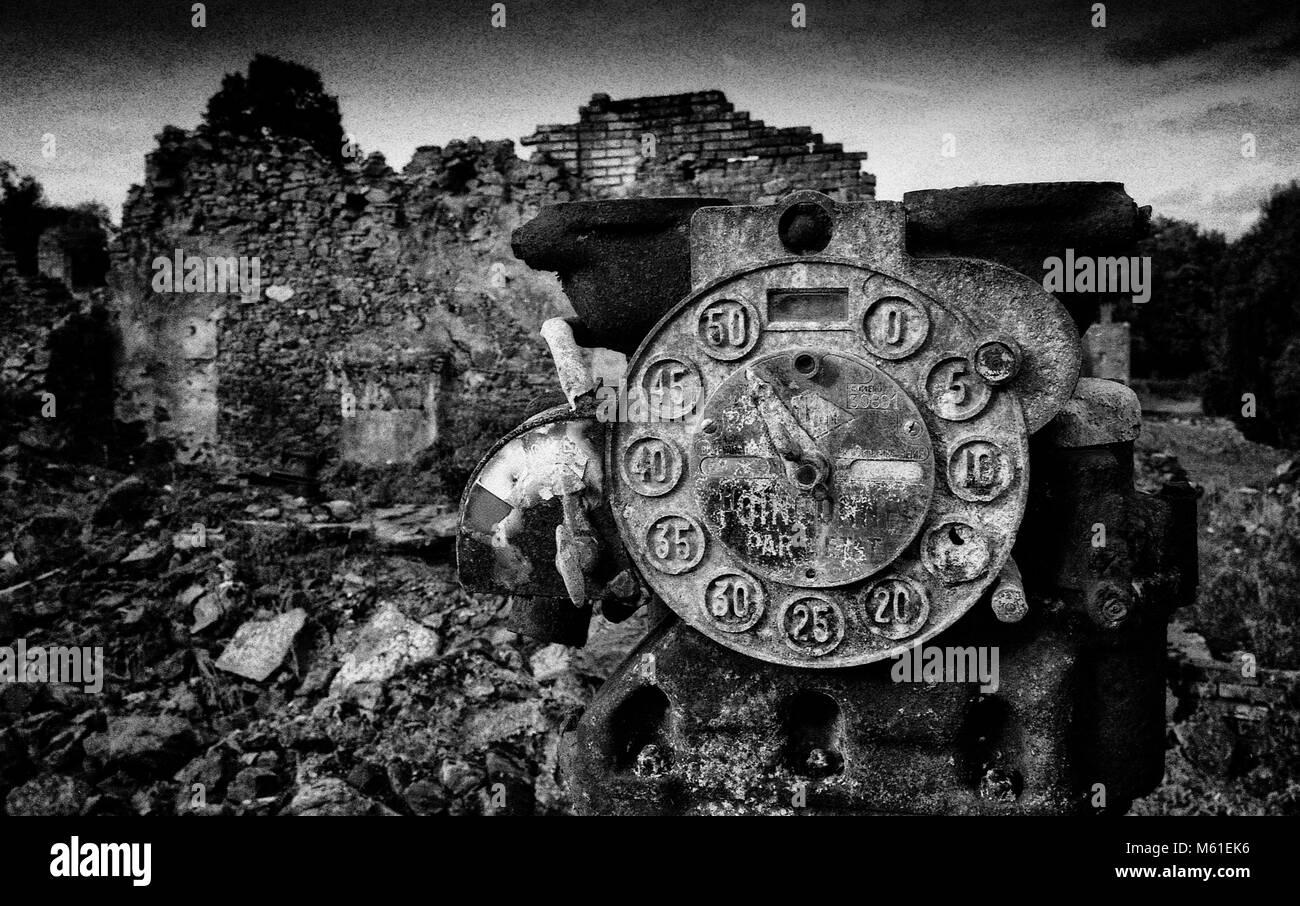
left=109, top=90, right=874, bottom=491
left=523, top=91, right=874, bottom=202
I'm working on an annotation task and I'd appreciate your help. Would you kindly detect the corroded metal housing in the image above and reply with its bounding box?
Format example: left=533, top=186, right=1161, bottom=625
left=460, top=185, right=1195, bottom=814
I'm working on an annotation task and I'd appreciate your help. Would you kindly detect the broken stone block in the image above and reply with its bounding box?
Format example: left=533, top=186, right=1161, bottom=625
left=367, top=505, right=457, bottom=553
left=463, top=700, right=547, bottom=749
left=82, top=715, right=199, bottom=776
left=214, top=608, right=307, bottom=682
left=5, top=772, right=91, bottom=816
left=324, top=499, right=356, bottom=521
left=329, top=603, right=441, bottom=698
left=120, top=538, right=169, bottom=567
left=282, top=777, right=396, bottom=816
left=93, top=476, right=156, bottom=525
left=173, top=748, right=227, bottom=795
left=226, top=766, right=282, bottom=802
left=402, top=779, right=448, bottom=815
left=528, top=643, right=572, bottom=683
left=176, top=583, right=207, bottom=609
left=190, top=593, right=223, bottom=633
left=438, top=758, right=484, bottom=796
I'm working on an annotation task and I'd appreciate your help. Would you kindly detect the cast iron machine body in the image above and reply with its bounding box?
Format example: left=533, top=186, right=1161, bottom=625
left=458, top=186, right=1196, bottom=815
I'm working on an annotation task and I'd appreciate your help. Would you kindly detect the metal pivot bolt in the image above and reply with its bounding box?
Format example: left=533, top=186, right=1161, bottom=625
left=1089, top=582, right=1132, bottom=630
left=973, top=337, right=1022, bottom=386
left=793, top=350, right=821, bottom=377
left=990, top=558, right=1028, bottom=623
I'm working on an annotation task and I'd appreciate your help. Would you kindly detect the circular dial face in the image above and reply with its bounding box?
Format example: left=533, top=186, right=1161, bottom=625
left=692, top=350, right=934, bottom=587
left=609, top=259, right=1030, bottom=669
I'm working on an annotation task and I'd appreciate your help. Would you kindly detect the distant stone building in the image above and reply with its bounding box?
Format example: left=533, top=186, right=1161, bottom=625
left=1081, top=302, right=1131, bottom=384
left=524, top=91, right=873, bottom=202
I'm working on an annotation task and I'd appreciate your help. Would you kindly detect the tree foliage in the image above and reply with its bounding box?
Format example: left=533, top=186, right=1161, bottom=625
left=1203, top=181, right=1300, bottom=446
left=203, top=54, right=345, bottom=162
left=1124, top=216, right=1227, bottom=380
left=0, top=160, right=50, bottom=274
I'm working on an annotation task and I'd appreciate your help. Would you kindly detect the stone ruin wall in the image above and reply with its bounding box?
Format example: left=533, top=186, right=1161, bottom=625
left=112, top=129, right=577, bottom=491
left=1167, top=625, right=1300, bottom=780
left=109, top=91, right=874, bottom=496
left=0, top=243, right=82, bottom=417
left=1081, top=301, right=1131, bottom=384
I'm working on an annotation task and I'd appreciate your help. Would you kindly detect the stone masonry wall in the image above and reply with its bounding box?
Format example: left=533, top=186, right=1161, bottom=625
left=1167, top=623, right=1300, bottom=780
left=112, top=127, right=573, bottom=489
left=109, top=90, right=875, bottom=493
left=0, top=247, right=75, bottom=413
left=524, top=91, right=874, bottom=203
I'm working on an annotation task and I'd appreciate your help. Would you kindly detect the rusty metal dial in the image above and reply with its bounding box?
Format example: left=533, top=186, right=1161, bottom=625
left=610, top=254, right=1030, bottom=669
left=693, top=349, right=934, bottom=587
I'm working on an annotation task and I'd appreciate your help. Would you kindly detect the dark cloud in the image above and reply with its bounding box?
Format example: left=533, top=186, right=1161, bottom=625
left=1, top=0, right=1296, bottom=238
left=1160, top=99, right=1300, bottom=133
left=1105, top=1, right=1297, bottom=65
left=1257, top=23, right=1300, bottom=65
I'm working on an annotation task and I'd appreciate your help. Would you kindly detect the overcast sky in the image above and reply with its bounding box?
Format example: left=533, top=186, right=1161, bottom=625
left=1, top=0, right=1297, bottom=236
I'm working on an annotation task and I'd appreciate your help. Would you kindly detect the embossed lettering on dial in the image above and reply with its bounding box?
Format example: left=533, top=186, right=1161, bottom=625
left=693, top=350, right=934, bottom=587
left=948, top=439, right=1013, bottom=502
left=646, top=513, right=706, bottom=575
left=864, top=576, right=930, bottom=640
left=925, top=357, right=991, bottom=421
left=698, top=298, right=760, bottom=360
left=641, top=358, right=702, bottom=421
left=621, top=436, right=684, bottom=497
left=862, top=296, right=929, bottom=360
left=780, top=596, right=845, bottom=656
left=704, top=572, right=765, bottom=632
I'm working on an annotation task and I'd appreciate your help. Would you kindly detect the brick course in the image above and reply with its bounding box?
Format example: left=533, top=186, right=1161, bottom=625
left=522, top=91, right=873, bottom=203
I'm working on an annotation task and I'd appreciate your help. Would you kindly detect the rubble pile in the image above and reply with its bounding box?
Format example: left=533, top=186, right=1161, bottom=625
left=0, top=443, right=644, bottom=815
left=1134, top=427, right=1300, bottom=814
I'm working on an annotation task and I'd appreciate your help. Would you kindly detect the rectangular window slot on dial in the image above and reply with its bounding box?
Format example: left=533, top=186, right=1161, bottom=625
left=767, top=288, right=850, bottom=330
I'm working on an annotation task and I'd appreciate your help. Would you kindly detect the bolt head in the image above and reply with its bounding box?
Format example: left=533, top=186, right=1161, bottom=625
left=1091, top=584, right=1132, bottom=629
left=992, top=588, right=1028, bottom=623
left=974, top=339, right=1021, bottom=385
